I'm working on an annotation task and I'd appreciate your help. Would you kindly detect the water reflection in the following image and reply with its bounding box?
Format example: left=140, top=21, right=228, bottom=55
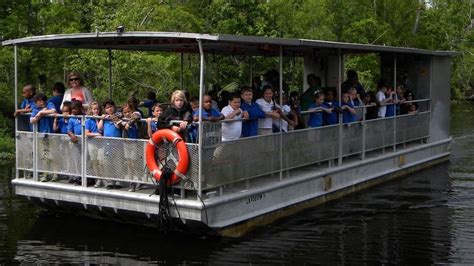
left=1, top=102, right=474, bottom=264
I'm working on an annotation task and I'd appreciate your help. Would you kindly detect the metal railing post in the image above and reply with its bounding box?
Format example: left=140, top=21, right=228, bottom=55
left=14, top=45, right=19, bottom=179
left=33, top=123, right=38, bottom=181
left=362, top=106, right=366, bottom=160
left=197, top=39, right=205, bottom=197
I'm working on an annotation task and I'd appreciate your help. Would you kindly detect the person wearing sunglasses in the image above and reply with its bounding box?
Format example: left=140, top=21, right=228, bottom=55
left=61, top=71, right=93, bottom=110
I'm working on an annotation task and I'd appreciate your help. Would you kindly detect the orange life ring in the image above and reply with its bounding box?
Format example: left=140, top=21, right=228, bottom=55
left=145, top=129, right=189, bottom=185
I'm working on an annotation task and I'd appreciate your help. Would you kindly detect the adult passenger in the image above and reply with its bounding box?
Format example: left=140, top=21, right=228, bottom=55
left=300, top=74, right=322, bottom=111
left=61, top=72, right=93, bottom=110
left=341, top=70, right=365, bottom=97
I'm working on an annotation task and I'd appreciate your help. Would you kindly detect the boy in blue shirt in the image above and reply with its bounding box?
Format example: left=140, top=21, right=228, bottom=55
left=30, top=93, right=57, bottom=182
left=47, top=82, right=65, bottom=114
left=191, top=94, right=224, bottom=144
left=102, top=99, right=123, bottom=189
left=322, top=89, right=339, bottom=126
left=13, top=84, right=36, bottom=131
left=341, top=92, right=357, bottom=123
left=240, top=87, right=265, bottom=137
left=67, top=100, right=83, bottom=185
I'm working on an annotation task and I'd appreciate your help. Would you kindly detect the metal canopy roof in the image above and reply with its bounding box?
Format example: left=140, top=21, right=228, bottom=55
left=2, top=31, right=456, bottom=57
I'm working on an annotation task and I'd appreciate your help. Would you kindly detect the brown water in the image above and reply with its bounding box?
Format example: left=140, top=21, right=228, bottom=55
left=1, top=102, right=473, bottom=264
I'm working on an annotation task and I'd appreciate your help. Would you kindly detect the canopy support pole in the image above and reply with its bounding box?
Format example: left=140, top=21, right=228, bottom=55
left=393, top=55, right=397, bottom=152
left=197, top=39, right=205, bottom=197
left=108, top=49, right=113, bottom=98
left=279, top=46, right=284, bottom=181
left=180, top=52, right=184, bottom=89
left=338, top=49, right=343, bottom=166
left=14, top=45, right=19, bottom=179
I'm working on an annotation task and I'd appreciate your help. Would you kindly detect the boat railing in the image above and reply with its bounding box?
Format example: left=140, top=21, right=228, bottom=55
left=15, top=98, right=431, bottom=198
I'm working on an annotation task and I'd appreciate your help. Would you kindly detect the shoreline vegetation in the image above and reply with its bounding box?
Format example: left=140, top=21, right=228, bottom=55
left=0, top=1, right=472, bottom=162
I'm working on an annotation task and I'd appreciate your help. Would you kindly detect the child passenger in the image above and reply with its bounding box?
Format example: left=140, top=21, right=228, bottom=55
left=146, top=103, right=163, bottom=138
left=120, top=102, right=143, bottom=192
left=66, top=100, right=83, bottom=185
left=85, top=101, right=104, bottom=188
left=13, top=84, right=36, bottom=131
left=30, top=93, right=57, bottom=182
left=221, top=93, right=246, bottom=141
left=256, top=85, right=281, bottom=135
left=240, top=87, right=265, bottom=137
left=158, top=90, right=192, bottom=140
left=341, top=92, right=357, bottom=123
left=308, top=92, right=332, bottom=128
left=322, top=89, right=339, bottom=126
left=102, top=99, right=122, bottom=189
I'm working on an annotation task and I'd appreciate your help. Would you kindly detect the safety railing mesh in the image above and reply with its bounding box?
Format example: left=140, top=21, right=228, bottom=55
left=396, top=112, right=430, bottom=143
left=342, top=122, right=363, bottom=156
left=282, top=125, right=339, bottom=169
left=365, top=118, right=395, bottom=151
left=36, top=133, right=83, bottom=176
left=201, top=133, right=281, bottom=189
left=17, top=131, right=33, bottom=170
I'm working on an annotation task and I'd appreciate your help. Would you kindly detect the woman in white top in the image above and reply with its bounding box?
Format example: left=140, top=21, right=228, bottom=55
left=61, top=72, right=93, bottom=110
left=255, top=86, right=281, bottom=135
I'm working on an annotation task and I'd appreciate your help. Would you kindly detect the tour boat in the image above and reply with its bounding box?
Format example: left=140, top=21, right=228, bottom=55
left=3, top=32, right=454, bottom=237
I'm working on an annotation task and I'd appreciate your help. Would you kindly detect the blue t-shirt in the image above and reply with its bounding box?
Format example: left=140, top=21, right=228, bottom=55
left=240, top=101, right=266, bottom=137
left=19, top=98, right=36, bottom=131
left=342, top=102, right=357, bottom=123
left=30, top=102, right=55, bottom=133
left=57, top=117, right=68, bottom=134
left=322, top=101, right=339, bottom=125
left=103, top=119, right=121, bottom=137
left=85, top=118, right=101, bottom=134
left=125, top=123, right=139, bottom=139
left=47, top=95, right=64, bottom=114
left=67, top=117, right=82, bottom=135
left=192, top=108, right=221, bottom=120
left=385, top=103, right=395, bottom=117
left=308, top=103, right=324, bottom=127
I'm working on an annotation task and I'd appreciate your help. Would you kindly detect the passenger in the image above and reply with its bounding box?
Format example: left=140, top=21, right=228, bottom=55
left=363, top=92, right=379, bottom=120
left=47, top=82, right=65, bottom=114
left=61, top=72, right=93, bottom=110
left=102, top=99, right=123, bottom=189
left=85, top=101, right=104, bottom=188
left=407, top=102, right=418, bottom=114
left=375, top=81, right=391, bottom=118
left=190, top=96, right=200, bottom=113
left=53, top=101, right=72, bottom=182
left=193, top=95, right=224, bottom=122
left=240, top=87, right=265, bottom=137
left=30, top=93, right=56, bottom=133
left=385, top=87, right=396, bottom=118
left=256, top=85, right=281, bottom=135
left=139, top=91, right=158, bottom=117
left=289, top=91, right=305, bottom=130
left=252, top=76, right=262, bottom=99
left=157, top=90, right=192, bottom=141
left=342, top=70, right=365, bottom=97
left=208, top=89, right=220, bottom=111
left=395, top=85, right=406, bottom=115
left=120, top=102, right=142, bottom=192
left=401, top=90, right=418, bottom=115
left=146, top=103, right=163, bottom=138
left=13, top=84, right=36, bottom=131
left=322, top=88, right=339, bottom=125
left=54, top=101, right=71, bottom=134
left=341, top=92, right=357, bottom=123
left=127, top=95, right=144, bottom=118
left=66, top=100, right=83, bottom=185
left=308, top=92, right=331, bottom=128
left=273, top=94, right=295, bottom=132
left=30, top=93, right=57, bottom=182
left=218, top=90, right=230, bottom=111
left=220, top=93, right=246, bottom=142
left=300, top=74, right=322, bottom=111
